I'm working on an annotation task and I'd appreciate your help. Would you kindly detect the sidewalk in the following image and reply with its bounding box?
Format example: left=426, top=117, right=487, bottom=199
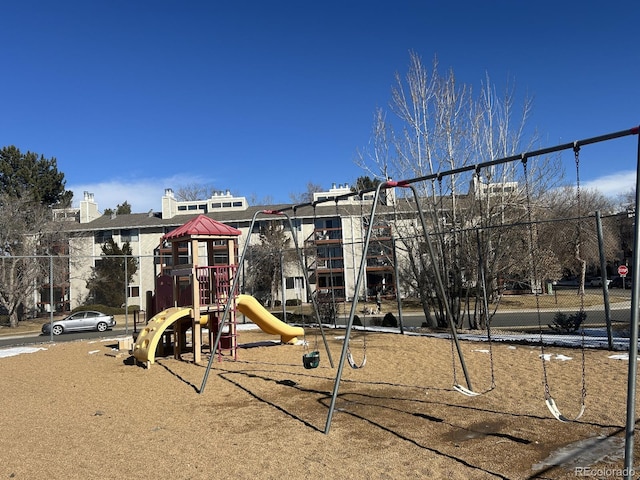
left=0, top=321, right=46, bottom=337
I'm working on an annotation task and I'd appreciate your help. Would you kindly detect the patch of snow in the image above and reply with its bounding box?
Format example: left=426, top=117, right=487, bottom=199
left=608, top=354, right=639, bottom=361
left=555, top=354, right=573, bottom=361
left=540, top=353, right=573, bottom=361
left=0, top=346, right=47, bottom=359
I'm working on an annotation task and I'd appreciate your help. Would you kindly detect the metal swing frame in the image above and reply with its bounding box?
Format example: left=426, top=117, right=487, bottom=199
left=317, top=126, right=639, bottom=439
left=324, top=181, right=475, bottom=432
left=190, top=127, right=639, bottom=467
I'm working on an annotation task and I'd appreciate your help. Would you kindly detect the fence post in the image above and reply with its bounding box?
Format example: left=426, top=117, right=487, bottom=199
left=124, top=254, right=129, bottom=335
left=49, top=255, right=54, bottom=342
left=595, top=211, right=613, bottom=350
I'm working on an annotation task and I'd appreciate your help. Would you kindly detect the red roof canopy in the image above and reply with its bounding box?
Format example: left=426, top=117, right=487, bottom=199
left=163, top=214, right=241, bottom=241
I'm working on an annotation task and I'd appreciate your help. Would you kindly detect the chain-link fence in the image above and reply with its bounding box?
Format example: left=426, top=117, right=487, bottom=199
left=0, top=207, right=633, bottom=353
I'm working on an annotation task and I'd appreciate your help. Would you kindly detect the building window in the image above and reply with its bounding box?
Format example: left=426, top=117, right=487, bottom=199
left=128, top=286, right=140, bottom=298
left=178, top=205, right=187, bottom=211
left=252, top=221, right=265, bottom=233
left=120, top=229, right=139, bottom=242
left=95, top=230, right=112, bottom=244
left=285, top=277, right=304, bottom=292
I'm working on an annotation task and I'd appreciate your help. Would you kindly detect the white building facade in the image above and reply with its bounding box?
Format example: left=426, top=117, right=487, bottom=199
left=58, top=185, right=398, bottom=311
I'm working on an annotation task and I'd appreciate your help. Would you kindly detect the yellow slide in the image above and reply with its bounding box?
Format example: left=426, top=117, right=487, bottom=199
left=236, top=294, right=304, bottom=344
left=133, top=307, right=205, bottom=366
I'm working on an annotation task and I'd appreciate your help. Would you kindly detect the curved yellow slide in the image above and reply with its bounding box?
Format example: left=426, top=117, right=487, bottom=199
left=236, top=294, right=304, bottom=344
left=133, top=307, right=207, bottom=366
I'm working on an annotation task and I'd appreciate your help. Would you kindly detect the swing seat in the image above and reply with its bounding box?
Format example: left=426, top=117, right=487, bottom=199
left=347, top=351, right=367, bottom=369
left=545, top=397, right=585, bottom=423
left=453, top=384, right=481, bottom=397
left=303, top=351, right=320, bottom=369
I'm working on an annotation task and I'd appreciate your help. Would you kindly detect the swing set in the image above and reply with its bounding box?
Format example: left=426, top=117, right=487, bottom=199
left=196, top=126, right=640, bottom=473
left=315, top=126, right=639, bottom=440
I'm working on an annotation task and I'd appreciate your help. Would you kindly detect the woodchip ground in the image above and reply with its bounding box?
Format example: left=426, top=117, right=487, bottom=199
left=0, top=322, right=637, bottom=479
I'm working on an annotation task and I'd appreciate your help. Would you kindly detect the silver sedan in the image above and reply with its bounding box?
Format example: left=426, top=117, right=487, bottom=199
left=41, top=311, right=116, bottom=336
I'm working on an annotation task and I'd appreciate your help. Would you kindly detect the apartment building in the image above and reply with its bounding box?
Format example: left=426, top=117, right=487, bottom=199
left=57, top=185, right=398, bottom=311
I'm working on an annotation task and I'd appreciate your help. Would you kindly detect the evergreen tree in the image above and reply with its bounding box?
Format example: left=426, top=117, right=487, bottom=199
left=0, top=146, right=72, bottom=327
left=86, top=240, right=138, bottom=307
left=0, top=146, right=72, bottom=207
left=352, top=175, right=381, bottom=192
left=104, top=201, right=132, bottom=216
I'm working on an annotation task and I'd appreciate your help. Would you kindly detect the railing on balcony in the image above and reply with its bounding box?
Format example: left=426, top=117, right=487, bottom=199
left=313, top=227, right=342, bottom=242
left=196, top=265, right=238, bottom=308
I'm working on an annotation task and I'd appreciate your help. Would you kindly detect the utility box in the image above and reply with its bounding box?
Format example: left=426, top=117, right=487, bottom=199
left=118, top=337, right=134, bottom=351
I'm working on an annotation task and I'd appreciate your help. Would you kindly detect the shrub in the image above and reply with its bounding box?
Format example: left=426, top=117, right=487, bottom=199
left=548, top=311, right=586, bottom=334
left=382, top=312, right=398, bottom=327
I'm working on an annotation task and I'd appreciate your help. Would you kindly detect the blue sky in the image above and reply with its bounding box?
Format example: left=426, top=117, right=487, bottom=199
left=2, top=1, right=638, bottom=212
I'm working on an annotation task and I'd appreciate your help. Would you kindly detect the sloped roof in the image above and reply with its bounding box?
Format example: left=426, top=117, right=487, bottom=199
left=163, top=214, right=241, bottom=241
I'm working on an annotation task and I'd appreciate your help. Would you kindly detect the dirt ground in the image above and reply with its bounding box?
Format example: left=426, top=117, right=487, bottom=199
left=0, top=326, right=638, bottom=480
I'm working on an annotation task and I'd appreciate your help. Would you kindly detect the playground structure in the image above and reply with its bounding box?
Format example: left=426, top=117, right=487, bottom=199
left=132, top=214, right=306, bottom=367
left=199, top=209, right=335, bottom=390
left=128, top=127, right=640, bottom=478
left=194, top=127, right=638, bottom=474
left=235, top=294, right=304, bottom=344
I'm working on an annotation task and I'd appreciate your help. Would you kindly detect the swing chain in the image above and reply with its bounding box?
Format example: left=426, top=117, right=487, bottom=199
left=574, top=143, right=588, bottom=404
left=574, top=144, right=586, bottom=310
left=522, top=157, right=552, bottom=397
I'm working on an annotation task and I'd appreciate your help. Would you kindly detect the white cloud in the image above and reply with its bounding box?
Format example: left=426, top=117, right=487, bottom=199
left=69, top=170, right=636, bottom=213
left=581, top=170, right=636, bottom=197
left=68, top=173, right=211, bottom=213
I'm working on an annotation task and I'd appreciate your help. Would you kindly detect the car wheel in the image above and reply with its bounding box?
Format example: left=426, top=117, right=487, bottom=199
left=52, top=325, right=63, bottom=335
left=96, top=322, right=108, bottom=332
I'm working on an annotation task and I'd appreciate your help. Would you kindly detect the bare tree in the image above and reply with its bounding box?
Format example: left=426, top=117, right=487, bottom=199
left=356, top=53, right=554, bottom=328
left=174, top=183, right=217, bottom=201
left=244, top=221, right=295, bottom=306
left=247, top=192, right=275, bottom=206
left=611, top=189, right=636, bottom=265
left=616, top=188, right=636, bottom=212
left=289, top=182, right=324, bottom=204
left=0, top=194, right=55, bottom=326
left=539, top=186, right=618, bottom=285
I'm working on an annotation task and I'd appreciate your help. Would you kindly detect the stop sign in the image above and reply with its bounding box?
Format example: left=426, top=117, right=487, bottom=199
left=618, top=265, right=629, bottom=277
